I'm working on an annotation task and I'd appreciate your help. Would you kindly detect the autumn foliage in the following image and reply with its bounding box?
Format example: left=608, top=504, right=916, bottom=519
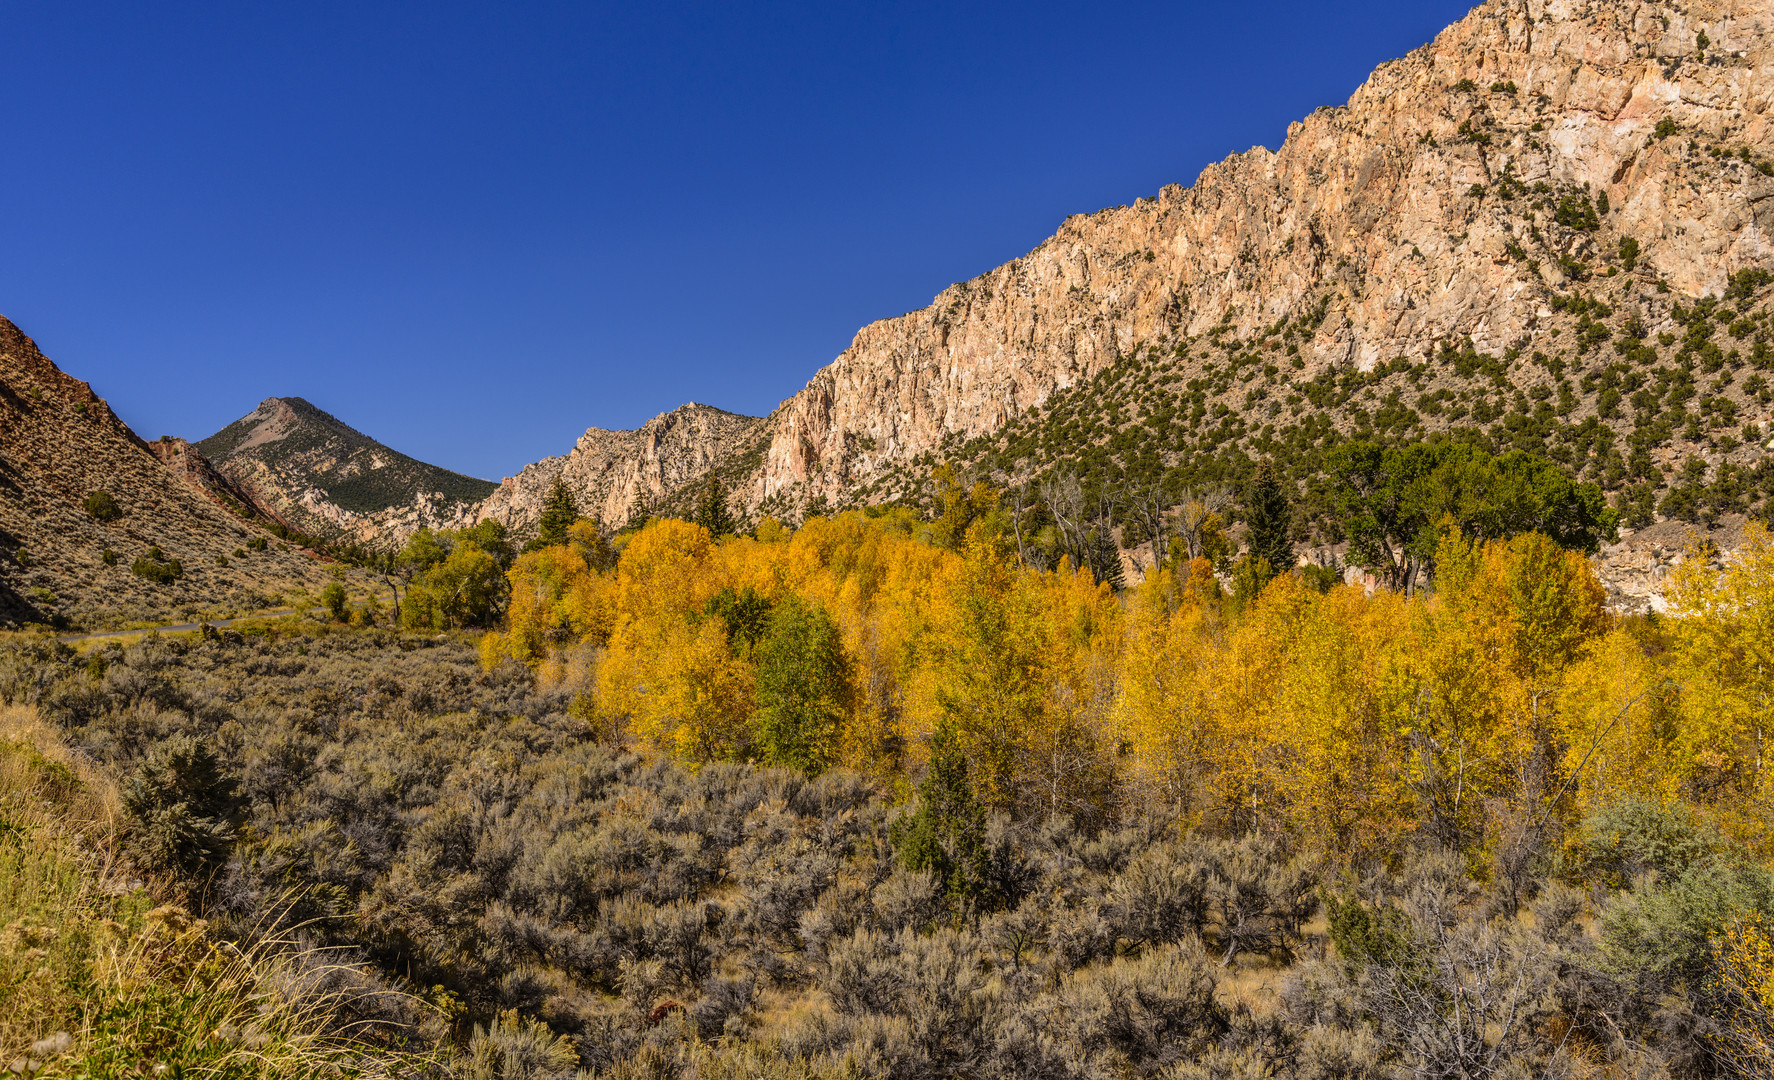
left=481, top=505, right=1774, bottom=865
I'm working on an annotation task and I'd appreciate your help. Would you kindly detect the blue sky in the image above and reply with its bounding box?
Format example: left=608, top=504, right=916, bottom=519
left=0, top=0, right=1473, bottom=480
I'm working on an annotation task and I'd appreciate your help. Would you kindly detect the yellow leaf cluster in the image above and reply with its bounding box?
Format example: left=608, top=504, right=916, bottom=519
left=482, top=511, right=1774, bottom=856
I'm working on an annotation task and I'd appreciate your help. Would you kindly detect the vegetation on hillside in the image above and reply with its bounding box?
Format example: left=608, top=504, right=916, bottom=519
left=819, top=274, right=1774, bottom=557
left=6, top=456, right=1774, bottom=1076
left=197, top=397, right=497, bottom=518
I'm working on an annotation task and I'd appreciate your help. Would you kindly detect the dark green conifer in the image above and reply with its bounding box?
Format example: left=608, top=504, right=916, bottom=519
left=1245, top=460, right=1294, bottom=577
left=893, top=722, right=990, bottom=904
left=1089, top=526, right=1125, bottom=590
left=695, top=473, right=735, bottom=537
left=537, top=475, right=580, bottom=548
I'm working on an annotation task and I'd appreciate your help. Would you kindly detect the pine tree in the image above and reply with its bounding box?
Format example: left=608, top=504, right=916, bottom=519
left=695, top=473, right=735, bottom=537
left=1089, top=525, right=1125, bottom=590
left=1245, top=460, right=1295, bottom=577
left=537, top=476, right=580, bottom=548
left=892, top=722, right=991, bottom=904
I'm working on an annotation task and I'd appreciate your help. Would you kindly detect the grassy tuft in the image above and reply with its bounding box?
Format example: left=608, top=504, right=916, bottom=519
left=0, top=706, right=437, bottom=1080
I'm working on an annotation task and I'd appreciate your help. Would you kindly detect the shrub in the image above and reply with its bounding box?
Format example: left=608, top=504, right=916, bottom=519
left=464, top=1010, right=578, bottom=1080
left=1727, top=268, right=1773, bottom=303
left=131, top=555, right=183, bottom=584
left=689, top=975, right=755, bottom=1039
left=1554, top=192, right=1600, bottom=230
left=83, top=490, right=122, bottom=522
left=1202, top=835, right=1319, bottom=963
left=120, top=733, right=245, bottom=878
left=1109, top=842, right=1211, bottom=948
left=320, top=582, right=349, bottom=623
left=1057, top=943, right=1228, bottom=1072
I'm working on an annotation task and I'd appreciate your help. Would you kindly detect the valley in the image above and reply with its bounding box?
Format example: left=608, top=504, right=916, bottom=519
left=11, top=2, right=1774, bottom=1079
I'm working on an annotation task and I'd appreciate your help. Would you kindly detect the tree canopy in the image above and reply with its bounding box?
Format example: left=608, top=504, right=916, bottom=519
left=1326, top=440, right=1617, bottom=590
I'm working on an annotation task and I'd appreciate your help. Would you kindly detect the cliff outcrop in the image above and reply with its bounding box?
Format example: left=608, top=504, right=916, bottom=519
left=752, top=0, right=1774, bottom=509
left=465, top=404, right=763, bottom=534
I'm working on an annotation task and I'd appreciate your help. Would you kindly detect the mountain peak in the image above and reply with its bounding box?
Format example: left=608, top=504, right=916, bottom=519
left=0, top=320, right=330, bottom=626
left=198, top=398, right=495, bottom=543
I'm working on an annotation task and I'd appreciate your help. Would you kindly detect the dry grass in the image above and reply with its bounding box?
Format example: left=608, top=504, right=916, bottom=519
left=0, top=705, right=438, bottom=1080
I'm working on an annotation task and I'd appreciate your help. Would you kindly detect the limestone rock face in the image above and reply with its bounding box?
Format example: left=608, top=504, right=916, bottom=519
left=468, top=0, right=1774, bottom=617
left=463, top=404, right=763, bottom=535
left=750, top=0, right=1774, bottom=511
left=198, top=397, right=497, bottom=546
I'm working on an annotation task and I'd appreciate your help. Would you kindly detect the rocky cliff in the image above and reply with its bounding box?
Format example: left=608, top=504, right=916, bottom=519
left=465, top=404, right=763, bottom=535
left=0, top=318, right=333, bottom=627
left=468, top=0, right=1774, bottom=615
left=198, top=397, right=497, bottom=546
left=750, top=0, right=1774, bottom=510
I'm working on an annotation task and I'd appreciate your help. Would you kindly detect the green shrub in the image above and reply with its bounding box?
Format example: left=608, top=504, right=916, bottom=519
left=120, top=733, right=244, bottom=879
left=246, top=537, right=267, bottom=552
left=101, top=548, right=118, bottom=566
left=320, top=582, right=348, bottom=623
left=131, top=554, right=182, bottom=584
left=83, top=490, right=122, bottom=522
left=1554, top=192, right=1600, bottom=230
left=1726, top=268, right=1772, bottom=303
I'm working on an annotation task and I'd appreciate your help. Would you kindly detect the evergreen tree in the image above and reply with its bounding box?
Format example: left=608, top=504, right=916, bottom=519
left=1089, top=525, right=1125, bottom=590
left=695, top=473, right=735, bottom=537
left=1245, top=460, right=1295, bottom=577
left=537, top=476, right=580, bottom=548
left=892, top=722, right=991, bottom=905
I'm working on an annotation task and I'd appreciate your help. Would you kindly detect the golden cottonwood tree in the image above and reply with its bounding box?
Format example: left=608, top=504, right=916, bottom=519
left=1668, top=523, right=1774, bottom=817
left=477, top=500, right=1772, bottom=862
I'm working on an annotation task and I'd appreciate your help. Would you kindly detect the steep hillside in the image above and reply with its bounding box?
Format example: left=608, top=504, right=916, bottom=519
left=465, top=403, right=763, bottom=535
left=148, top=435, right=283, bottom=525
left=0, top=318, right=332, bottom=627
left=472, top=0, right=1774, bottom=581
left=198, top=397, right=497, bottom=545
left=745, top=0, right=1774, bottom=523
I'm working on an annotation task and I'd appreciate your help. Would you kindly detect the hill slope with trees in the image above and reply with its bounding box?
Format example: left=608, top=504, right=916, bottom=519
left=468, top=0, right=1774, bottom=609
left=198, top=396, right=497, bottom=546
left=0, top=318, right=333, bottom=627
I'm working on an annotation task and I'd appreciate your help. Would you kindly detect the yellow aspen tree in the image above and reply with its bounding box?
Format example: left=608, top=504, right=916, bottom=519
left=908, top=521, right=1049, bottom=813
left=1265, top=584, right=1415, bottom=854
left=1113, top=567, right=1231, bottom=825
left=1668, top=523, right=1774, bottom=819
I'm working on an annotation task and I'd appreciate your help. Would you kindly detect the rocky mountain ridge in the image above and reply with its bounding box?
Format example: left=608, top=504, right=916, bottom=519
left=460, top=404, right=763, bottom=534
left=452, top=0, right=1774, bottom=613
left=0, top=318, right=333, bottom=626
left=746, top=0, right=1774, bottom=512
left=198, top=397, right=497, bottom=545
